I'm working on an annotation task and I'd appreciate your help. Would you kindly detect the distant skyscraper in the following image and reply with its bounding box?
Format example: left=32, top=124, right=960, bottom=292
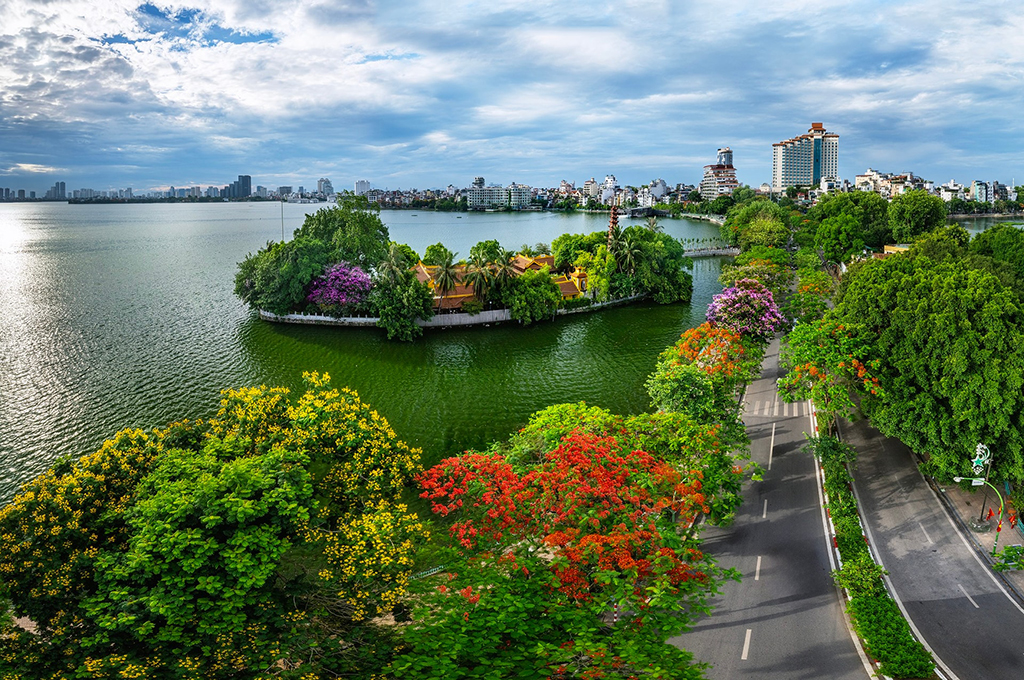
left=318, top=178, right=334, bottom=195
left=236, top=175, right=252, bottom=198
left=472, top=177, right=485, bottom=189
left=699, top=147, right=739, bottom=200
left=354, top=180, right=371, bottom=196
left=771, top=123, right=838, bottom=189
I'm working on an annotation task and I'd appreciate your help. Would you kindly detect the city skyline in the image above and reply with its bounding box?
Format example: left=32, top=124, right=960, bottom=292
left=2, top=1, right=1023, bottom=194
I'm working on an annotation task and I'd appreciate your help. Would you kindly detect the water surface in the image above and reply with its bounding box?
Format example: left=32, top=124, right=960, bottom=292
left=0, top=202, right=723, bottom=503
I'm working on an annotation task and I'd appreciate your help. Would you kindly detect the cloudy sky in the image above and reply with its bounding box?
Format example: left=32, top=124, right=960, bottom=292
left=2, top=0, right=1022, bottom=194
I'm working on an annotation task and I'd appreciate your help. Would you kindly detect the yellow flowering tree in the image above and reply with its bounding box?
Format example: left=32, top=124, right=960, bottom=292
left=0, top=373, right=426, bottom=680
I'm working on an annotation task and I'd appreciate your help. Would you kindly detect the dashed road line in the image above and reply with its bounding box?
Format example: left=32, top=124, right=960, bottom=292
left=958, top=584, right=980, bottom=609
left=741, top=628, right=752, bottom=660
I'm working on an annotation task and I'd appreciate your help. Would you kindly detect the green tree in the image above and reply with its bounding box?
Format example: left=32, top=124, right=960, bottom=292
left=372, top=271, right=434, bottom=341
left=887, top=189, right=946, bottom=243
left=378, top=242, right=413, bottom=286
left=469, top=239, right=502, bottom=264
left=808, top=191, right=890, bottom=248
left=721, top=199, right=790, bottom=248
left=463, top=256, right=494, bottom=304
left=234, top=238, right=334, bottom=314
left=293, top=194, right=390, bottom=269
left=0, top=375, right=428, bottom=678
left=815, top=213, right=866, bottom=263
left=431, top=249, right=460, bottom=312
left=741, top=216, right=789, bottom=249
left=422, top=242, right=454, bottom=266
left=831, top=253, right=1024, bottom=483
left=503, top=267, right=560, bottom=324
left=970, top=222, right=1024, bottom=281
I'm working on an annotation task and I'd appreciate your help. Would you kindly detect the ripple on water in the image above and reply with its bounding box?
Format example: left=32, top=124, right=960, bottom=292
left=0, top=202, right=725, bottom=502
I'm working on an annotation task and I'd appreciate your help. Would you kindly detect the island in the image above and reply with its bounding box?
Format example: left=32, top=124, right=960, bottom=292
left=234, top=195, right=695, bottom=340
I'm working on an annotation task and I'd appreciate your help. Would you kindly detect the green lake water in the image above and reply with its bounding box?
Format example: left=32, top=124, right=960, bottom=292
left=0, top=202, right=725, bottom=503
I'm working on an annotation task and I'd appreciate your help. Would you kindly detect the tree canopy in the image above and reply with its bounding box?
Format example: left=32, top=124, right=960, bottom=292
left=887, top=190, right=946, bottom=243
left=0, top=374, right=427, bottom=679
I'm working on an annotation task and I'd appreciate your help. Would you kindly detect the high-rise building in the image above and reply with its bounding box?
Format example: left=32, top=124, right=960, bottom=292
left=771, top=123, right=838, bottom=190
left=472, top=177, right=485, bottom=189
left=317, top=178, right=334, bottom=195
left=354, top=180, right=371, bottom=196
left=699, top=147, right=739, bottom=200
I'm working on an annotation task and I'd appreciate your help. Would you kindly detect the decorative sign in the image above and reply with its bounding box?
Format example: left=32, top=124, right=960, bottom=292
left=972, top=479, right=985, bottom=486
left=972, top=443, right=991, bottom=476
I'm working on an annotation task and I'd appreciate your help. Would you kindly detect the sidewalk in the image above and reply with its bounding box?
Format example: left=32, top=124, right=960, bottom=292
left=933, top=479, right=1024, bottom=600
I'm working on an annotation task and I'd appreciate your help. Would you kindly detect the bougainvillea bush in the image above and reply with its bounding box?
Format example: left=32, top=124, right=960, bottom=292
left=706, top=278, right=785, bottom=341
left=307, top=261, right=373, bottom=315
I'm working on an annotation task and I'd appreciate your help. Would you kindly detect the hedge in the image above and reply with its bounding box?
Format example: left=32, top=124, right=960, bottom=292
left=809, top=435, right=935, bottom=679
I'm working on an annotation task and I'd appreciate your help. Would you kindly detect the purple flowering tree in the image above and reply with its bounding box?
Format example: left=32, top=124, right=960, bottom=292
left=307, top=262, right=373, bottom=315
left=706, top=278, right=784, bottom=341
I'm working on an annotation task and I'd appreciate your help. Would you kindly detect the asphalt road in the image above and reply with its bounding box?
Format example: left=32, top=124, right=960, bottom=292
left=842, top=418, right=1024, bottom=680
left=671, top=339, right=868, bottom=680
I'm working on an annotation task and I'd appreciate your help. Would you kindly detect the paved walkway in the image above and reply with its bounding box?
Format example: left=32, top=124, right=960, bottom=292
left=841, top=417, right=1024, bottom=680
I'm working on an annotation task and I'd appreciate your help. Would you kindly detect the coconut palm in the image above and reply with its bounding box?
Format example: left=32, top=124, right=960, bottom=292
left=619, top=231, right=644, bottom=277
left=431, top=250, right=460, bottom=312
left=464, top=255, right=494, bottom=305
left=491, top=247, right=517, bottom=299
left=378, top=242, right=410, bottom=286
left=645, top=216, right=663, bottom=233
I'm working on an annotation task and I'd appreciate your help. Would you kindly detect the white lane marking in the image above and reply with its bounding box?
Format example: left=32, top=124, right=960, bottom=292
left=958, top=584, right=980, bottom=609
left=762, top=498, right=768, bottom=519
left=841, top=422, right=964, bottom=680
left=802, top=401, right=807, bottom=416
left=755, top=555, right=762, bottom=581
left=768, top=422, right=776, bottom=470
left=773, top=399, right=779, bottom=417
left=919, top=521, right=933, bottom=544
left=783, top=402, right=789, bottom=417
left=741, top=628, right=752, bottom=660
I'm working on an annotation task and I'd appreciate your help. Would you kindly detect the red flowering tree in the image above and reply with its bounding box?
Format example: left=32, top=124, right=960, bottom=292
left=397, top=432, right=734, bottom=679
left=646, top=322, right=758, bottom=450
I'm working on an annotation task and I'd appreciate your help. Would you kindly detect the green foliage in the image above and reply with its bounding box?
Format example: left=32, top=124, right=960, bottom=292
left=808, top=191, right=891, bottom=249
left=460, top=297, right=483, bottom=315
left=887, top=190, right=946, bottom=243
left=815, top=213, right=865, bottom=263
left=371, top=272, right=434, bottom=341
left=783, top=269, right=833, bottom=325
left=721, top=199, right=791, bottom=249
left=970, top=222, right=1024, bottom=281
left=422, top=242, right=454, bottom=266
left=503, top=267, right=561, bottom=325
left=469, top=239, right=503, bottom=264
left=993, top=544, right=1024, bottom=572
left=779, top=318, right=881, bottom=430
left=0, top=375, right=428, bottom=678
left=234, top=238, right=335, bottom=315
left=807, top=435, right=934, bottom=679
left=391, top=241, right=419, bottom=265
left=293, top=195, right=390, bottom=269
left=741, top=217, right=789, bottom=249
left=733, top=245, right=791, bottom=268
left=831, top=253, right=1024, bottom=483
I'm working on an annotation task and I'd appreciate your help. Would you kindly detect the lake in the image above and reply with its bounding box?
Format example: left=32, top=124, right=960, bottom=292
left=0, top=202, right=724, bottom=503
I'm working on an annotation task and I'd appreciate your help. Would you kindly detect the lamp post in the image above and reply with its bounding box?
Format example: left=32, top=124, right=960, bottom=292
left=954, top=476, right=1005, bottom=557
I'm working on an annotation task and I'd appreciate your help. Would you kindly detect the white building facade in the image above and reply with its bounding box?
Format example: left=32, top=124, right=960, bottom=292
left=771, top=123, right=839, bottom=190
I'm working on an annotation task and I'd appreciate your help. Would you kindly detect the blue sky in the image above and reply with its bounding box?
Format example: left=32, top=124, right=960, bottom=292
left=1, top=0, right=1022, bottom=194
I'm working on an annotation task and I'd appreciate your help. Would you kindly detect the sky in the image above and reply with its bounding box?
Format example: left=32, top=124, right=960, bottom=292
left=1, top=0, right=1023, bottom=195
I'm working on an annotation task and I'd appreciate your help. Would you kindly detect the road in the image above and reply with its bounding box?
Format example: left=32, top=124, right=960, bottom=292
left=842, top=418, right=1024, bottom=679
left=671, top=339, right=867, bottom=679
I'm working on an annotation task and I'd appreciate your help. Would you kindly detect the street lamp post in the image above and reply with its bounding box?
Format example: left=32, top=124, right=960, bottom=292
left=954, top=476, right=1005, bottom=557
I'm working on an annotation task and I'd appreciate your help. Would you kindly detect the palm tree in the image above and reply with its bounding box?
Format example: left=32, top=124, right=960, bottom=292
left=491, top=247, right=517, bottom=300
left=620, top=232, right=643, bottom=278
left=378, top=242, right=410, bottom=286
left=645, top=216, right=663, bottom=233
left=464, top=255, right=494, bottom=305
left=431, top=250, right=460, bottom=313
